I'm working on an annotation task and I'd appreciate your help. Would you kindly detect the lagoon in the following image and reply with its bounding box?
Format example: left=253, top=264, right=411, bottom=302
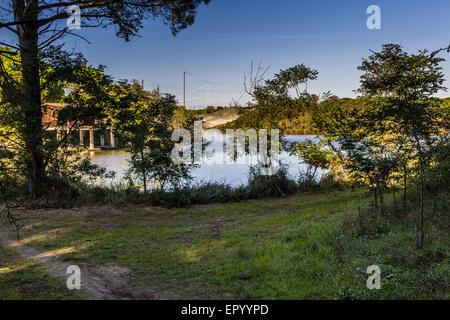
left=89, top=135, right=321, bottom=187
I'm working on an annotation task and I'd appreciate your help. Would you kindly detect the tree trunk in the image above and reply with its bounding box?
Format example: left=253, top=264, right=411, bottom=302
left=403, top=162, right=407, bottom=216
left=392, top=184, right=397, bottom=212
left=415, top=137, right=425, bottom=248
left=141, top=149, right=147, bottom=194
left=373, top=190, right=378, bottom=211
left=15, top=0, right=46, bottom=199
left=418, top=152, right=425, bottom=248
left=379, top=187, right=384, bottom=215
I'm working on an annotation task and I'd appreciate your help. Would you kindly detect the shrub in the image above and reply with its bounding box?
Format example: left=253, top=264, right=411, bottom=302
left=247, top=163, right=298, bottom=198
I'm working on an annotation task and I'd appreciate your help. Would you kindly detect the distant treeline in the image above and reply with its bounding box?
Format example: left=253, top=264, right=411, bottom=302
left=205, top=97, right=450, bottom=135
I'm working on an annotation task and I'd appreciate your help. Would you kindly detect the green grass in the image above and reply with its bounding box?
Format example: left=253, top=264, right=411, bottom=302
left=0, top=244, right=86, bottom=300
left=4, top=189, right=448, bottom=299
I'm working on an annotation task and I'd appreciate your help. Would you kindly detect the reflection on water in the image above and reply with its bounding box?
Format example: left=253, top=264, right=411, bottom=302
left=89, top=135, right=320, bottom=187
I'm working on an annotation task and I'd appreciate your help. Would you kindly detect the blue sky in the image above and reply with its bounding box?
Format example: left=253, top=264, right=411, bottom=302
left=59, top=0, right=450, bottom=107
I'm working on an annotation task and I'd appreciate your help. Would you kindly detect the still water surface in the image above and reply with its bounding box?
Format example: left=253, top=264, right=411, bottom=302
left=89, top=135, right=320, bottom=187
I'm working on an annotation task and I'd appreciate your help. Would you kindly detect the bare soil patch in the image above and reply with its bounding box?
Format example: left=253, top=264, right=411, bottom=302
left=0, top=226, right=158, bottom=300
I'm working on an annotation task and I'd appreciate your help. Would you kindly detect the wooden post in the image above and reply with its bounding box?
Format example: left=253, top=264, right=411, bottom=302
left=110, top=130, right=115, bottom=148
left=79, top=130, right=84, bottom=146
left=89, top=130, right=94, bottom=150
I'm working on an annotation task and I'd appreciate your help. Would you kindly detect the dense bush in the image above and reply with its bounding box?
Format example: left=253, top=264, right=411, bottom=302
left=328, top=187, right=449, bottom=299
left=247, top=163, right=298, bottom=198
left=335, top=187, right=449, bottom=252
left=77, top=162, right=346, bottom=208
left=424, top=137, right=449, bottom=193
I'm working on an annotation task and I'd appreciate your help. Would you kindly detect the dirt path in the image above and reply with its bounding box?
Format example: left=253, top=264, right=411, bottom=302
left=201, top=108, right=240, bottom=129
left=0, top=226, right=158, bottom=300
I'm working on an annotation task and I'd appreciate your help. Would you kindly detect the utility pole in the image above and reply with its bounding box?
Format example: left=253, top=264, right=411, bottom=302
left=183, top=71, right=186, bottom=107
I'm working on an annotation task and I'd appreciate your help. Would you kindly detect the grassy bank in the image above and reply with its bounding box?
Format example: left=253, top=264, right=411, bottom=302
left=1, top=188, right=447, bottom=300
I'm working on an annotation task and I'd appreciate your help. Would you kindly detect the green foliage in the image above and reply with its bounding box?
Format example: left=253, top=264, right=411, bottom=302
left=115, top=84, right=195, bottom=192
left=205, top=106, right=216, bottom=114
left=1, top=0, right=211, bottom=199
left=339, top=137, right=399, bottom=210
left=0, top=48, right=120, bottom=205
left=334, top=188, right=448, bottom=299
left=173, top=106, right=198, bottom=130
left=358, top=44, right=446, bottom=138
left=296, top=44, right=448, bottom=235
left=225, top=64, right=320, bottom=135
left=78, top=159, right=346, bottom=208
left=229, top=97, right=318, bottom=135
left=289, top=140, right=335, bottom=172
left=310, top=95, right=364, bottom=137
left=356, top=43, right=447, bottom=246
left=253, top=64, right=318, bottom=104
left=423, top=137, right=450, bottom=193
left=246, top=163, right=298, bottom=198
